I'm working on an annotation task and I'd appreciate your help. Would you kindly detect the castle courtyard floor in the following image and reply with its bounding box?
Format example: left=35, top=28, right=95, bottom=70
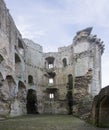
left=0, top=115, right=108, bottom=130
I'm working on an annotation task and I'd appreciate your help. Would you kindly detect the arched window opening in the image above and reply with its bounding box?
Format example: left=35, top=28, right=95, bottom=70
left=15, top=53, right=21, bottom=63
left=45, top=57, right=55, bottom=69
left=63, top=58, right=67, bottom=67
left=15, top=53, right=22, bottom=78
left=18, top=39, right=24, bottom=48
left=18, top=38, right=24, bottom=55
left=28, top=75, right=34, bottom=84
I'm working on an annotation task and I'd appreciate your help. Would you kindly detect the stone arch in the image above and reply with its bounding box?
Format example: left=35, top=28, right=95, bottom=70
left=26, top=89, right=38, bottom=114
left=18, top=81, right=26, bottom=102
left=6, top=75, right=16, bottom=99
left=9, top=81, right=27, bottom=115
left=99, top=95, right=109, bottom=127
left=62, top=58, right=67, bottom=67
left=15, top=53, right=22, bottom=78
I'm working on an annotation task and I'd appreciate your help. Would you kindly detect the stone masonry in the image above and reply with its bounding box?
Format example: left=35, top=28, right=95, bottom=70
left=0, top=0, right=104, bottom=117
left=91, top=85, right=109, bottom=127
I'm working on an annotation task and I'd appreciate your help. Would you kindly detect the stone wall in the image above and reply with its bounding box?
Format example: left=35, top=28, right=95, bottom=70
left=91, top=85, right=109, bottom=127
left=0, top=0, right=27, bottom=117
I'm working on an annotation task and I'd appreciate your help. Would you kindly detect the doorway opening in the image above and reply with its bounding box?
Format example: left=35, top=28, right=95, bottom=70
left=26, top=89, right=38, bottom=114
left=66, top=74, right=73, bottom=115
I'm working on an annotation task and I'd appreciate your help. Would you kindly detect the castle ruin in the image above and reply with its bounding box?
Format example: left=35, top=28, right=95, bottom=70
left=0, top=0, right=104, bottom=117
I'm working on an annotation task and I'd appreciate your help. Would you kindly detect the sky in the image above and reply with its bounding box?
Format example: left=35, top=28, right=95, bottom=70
left=4, top=0, right=109, bottom=88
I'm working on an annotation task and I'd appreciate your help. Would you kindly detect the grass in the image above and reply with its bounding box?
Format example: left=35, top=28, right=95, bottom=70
left=0, top=114, right=106, bottom=130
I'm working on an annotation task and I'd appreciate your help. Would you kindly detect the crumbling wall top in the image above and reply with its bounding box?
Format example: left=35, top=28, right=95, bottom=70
left=23, top=38, right=43, bottom=52
left=76, top=27, right=93, bottom=36
left=73, top=27, right=105, bottom=54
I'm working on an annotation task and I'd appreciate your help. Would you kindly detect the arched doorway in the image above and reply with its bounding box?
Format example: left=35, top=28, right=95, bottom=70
left=26, top=89, right=38, bottom=114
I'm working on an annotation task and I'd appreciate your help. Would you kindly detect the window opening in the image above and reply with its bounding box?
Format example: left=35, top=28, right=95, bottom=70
left=63, top=58, right=67, bottom=67
left=28, top=75, right=33, bottom=84
left=49, top=78, right=53, bottom=84
left=49, top=93, right=54, bottom=99
left=48, top=64, right=53, bottom=69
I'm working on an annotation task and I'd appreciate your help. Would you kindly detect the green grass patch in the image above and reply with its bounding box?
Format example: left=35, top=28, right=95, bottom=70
left=0, top=114, right=102, bottom=130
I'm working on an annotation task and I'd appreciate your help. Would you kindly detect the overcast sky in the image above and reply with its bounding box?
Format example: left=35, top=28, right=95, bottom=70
left=5, top=0, right=109, bottom=88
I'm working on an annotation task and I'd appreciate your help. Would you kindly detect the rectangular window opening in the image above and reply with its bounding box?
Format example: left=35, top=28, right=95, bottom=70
left=48, top=64, right=54, bottom=69
left=49, top=78, right=54, bottom=84
left=49, top=93, right=54, bottom=99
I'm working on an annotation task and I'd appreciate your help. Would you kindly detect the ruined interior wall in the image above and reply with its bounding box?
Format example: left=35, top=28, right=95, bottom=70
left=90, top=43, right=102, bottom=96
left=21, top=29, right=103, bottom=115
left=72, top=38, right=93, bottom=117
left=41, top=45, right=74, bottom=114
left=73, top=33, right=104, bottom=96
left=0, top=0, right=27, bottom=116
left=0, top=0, right=26, bottom=78
left=23, top=39, right=44, bottom=113
left=23, top=38, right=43, bottom=88
left=72, top=30, right=104, bottom=118
left=0, top=0, right=11, bottom=78
left=57, top=45, right=74, bottom=100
